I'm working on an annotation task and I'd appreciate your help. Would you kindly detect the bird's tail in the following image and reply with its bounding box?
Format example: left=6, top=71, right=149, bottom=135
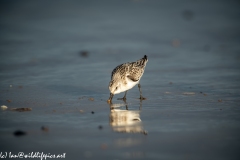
left=136, top=55, right=148, bottom=66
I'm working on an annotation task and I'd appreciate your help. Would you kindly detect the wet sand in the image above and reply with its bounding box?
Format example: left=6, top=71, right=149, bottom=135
left=1, top=0, right=240, bottom=160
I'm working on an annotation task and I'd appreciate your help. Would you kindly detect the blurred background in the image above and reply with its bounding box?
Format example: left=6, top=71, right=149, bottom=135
left=0, top=0, right=240, bottom=160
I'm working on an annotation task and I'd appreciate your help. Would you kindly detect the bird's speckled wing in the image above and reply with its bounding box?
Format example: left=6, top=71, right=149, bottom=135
left=126, top=56, right=148, bottom=82
left=126, top=62, right=144, bottom=82
left=111, top=55, right=148, bottom=82
left=111, top=63, right=128, bottom=80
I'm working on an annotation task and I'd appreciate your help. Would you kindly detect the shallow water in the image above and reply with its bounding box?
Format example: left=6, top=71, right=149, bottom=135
left=1, top=0, right=240, bottom=160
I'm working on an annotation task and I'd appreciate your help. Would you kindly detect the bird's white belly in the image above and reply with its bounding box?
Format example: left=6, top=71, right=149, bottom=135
left=120, top=78, right=139, bottom=93
left=127, top=80, right=138, bottom=89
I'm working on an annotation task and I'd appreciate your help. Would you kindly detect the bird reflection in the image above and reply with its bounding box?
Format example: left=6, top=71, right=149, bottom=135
left=109, top=101, right=147, bottom=135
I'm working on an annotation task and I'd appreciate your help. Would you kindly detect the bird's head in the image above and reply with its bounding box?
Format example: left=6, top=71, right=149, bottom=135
left=109, top=79, right=122, bottom=94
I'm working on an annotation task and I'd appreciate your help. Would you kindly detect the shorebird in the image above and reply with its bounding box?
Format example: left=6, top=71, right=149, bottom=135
left=107, top=55, right=148, bottom=103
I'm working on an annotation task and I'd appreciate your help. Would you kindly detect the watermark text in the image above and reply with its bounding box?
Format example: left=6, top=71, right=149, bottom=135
left=0, top=152, right=66, bottom=160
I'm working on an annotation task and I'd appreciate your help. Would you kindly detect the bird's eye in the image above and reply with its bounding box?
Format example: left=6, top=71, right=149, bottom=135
left=115, top=87, right=118, bottom=90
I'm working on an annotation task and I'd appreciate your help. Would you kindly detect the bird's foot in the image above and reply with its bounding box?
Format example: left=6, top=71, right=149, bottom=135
left=117, top=97, right=127, bottom=101
left=139, top=96, right=146, bottom=100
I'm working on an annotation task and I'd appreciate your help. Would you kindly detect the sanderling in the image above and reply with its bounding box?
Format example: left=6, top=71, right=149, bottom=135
left=107, top=55, right=148, bottom=103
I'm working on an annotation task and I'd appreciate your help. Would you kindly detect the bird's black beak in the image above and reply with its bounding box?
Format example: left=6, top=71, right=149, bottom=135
left=107, top=93, right=114, bottom=103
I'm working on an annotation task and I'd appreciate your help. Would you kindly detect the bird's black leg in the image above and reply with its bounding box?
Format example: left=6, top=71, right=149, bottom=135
left=138, top=83, right=146, bottom=100
left=117, top=91, right=127, bottom=101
